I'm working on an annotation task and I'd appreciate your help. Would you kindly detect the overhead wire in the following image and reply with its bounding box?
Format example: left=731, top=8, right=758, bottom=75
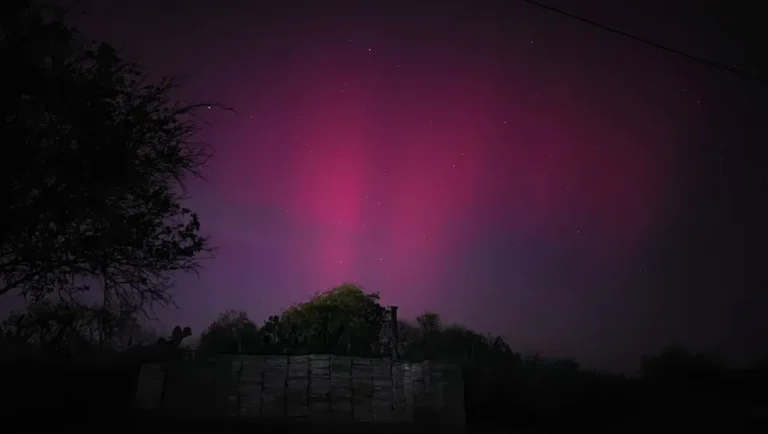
left=520, top=0, right=766, bottom=85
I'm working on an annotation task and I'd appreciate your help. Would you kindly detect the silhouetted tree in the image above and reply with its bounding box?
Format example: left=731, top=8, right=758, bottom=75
left=641, top=344, right=723, bottom=387
left=0, top=299, right=163, bottom=356
left=198, top=310, right=260, bottom=353
left=0, top=1, right=215, bottom=332
left=279, top=283, right=387, bottom=355
left=259, top=314, right=287, bottom=349
left=157, top=325, right=192, bottom=348
left=395, top=319, right=420, bottom=358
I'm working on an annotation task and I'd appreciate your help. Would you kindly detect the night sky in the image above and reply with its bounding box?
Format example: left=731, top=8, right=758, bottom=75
left=57, top=0, right=765, bottom=371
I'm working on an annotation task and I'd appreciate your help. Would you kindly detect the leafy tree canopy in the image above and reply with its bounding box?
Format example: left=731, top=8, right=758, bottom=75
left=280, top=283, right=388, bottom=356
left=0, top=0, right=215, bottom=329
left=198, top=310, right=260, bottom=354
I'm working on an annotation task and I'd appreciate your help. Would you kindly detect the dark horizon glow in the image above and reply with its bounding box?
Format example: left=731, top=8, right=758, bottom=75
left=10, top=0, right=759, bottom=372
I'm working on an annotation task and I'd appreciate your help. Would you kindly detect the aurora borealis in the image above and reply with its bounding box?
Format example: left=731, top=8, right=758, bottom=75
left=60, top=0, right=765, bottom=371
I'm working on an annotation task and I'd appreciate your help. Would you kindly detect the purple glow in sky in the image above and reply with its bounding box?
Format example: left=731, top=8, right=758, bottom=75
left=59, top=0, right=766, bottom=371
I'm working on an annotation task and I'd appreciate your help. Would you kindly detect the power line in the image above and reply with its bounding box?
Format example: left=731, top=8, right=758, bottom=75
left=520, top=0, right=766, bottom=85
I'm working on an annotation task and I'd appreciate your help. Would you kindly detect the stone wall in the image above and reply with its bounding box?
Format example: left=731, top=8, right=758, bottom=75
left=136, top=354, right=464, bottom=426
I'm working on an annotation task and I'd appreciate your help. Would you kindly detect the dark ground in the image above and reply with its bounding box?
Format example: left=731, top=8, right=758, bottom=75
left=2, top=357, right=766, bottom=433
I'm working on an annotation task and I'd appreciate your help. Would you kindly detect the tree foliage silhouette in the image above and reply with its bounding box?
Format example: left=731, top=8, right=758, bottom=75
left=280, top=283, right=388, bottom=355
left=0, top=1, right=214, bottom=327
left=199, top=310, right=261, bottom=354
left=197, top=284, right=390, bottom=356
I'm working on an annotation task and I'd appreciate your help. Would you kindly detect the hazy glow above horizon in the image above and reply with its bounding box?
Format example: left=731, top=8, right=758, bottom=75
left=57, top=0, right=761, bottom=371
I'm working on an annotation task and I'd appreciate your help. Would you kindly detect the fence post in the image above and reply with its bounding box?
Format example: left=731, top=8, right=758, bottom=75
left=390, top=306, right=400, bottom=360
